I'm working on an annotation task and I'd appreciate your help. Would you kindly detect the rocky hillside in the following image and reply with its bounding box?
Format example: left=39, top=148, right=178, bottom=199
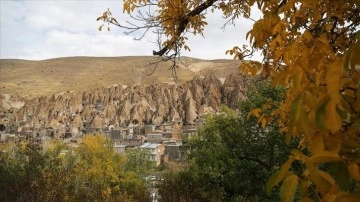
left=0, top=56, right=256, bottom=133
left=5, top=73, right=248, bottom=131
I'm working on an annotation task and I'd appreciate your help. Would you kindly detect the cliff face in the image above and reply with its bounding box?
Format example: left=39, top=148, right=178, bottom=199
left=6, top=73, right=250, bottom=132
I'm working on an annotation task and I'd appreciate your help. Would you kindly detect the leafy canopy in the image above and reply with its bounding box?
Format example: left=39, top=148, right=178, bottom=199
left=158, top=81, right=294, bottom=201
left=99, top=0, right=360, bottom=201
left=0, top=136, right=149, bottom=201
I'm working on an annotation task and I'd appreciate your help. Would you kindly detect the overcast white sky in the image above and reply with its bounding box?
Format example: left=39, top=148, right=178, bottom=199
left=0, top=0, right=261, bottom=61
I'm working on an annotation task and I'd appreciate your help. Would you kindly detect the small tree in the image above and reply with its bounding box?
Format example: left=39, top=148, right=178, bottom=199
left=70, top=135, right=149, bottom=201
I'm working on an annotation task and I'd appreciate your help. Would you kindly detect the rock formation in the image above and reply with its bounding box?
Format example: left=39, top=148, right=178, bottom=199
left=2, top=73, right=251, bottom=132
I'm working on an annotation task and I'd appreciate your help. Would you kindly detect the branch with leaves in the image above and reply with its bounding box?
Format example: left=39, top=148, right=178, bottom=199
left=97, top=1, right=360, bottom=200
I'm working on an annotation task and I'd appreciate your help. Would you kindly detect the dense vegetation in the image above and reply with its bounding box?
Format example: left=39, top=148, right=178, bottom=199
left=0, top=135, right=149, bottom=202
left=158, top=81, right=297, bottom=201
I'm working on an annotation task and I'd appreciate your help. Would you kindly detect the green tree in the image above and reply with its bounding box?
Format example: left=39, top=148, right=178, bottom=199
left=124, top=147, right=156, bottom=175
left=158, top=170, right=199, bottom=202
left=69, top=135, right=149, bottom=201
left=0, top=135, right=150, bottom=202
left=0, top=140, right=76, bottom=201
left=159, top=81, right=293, bottom=201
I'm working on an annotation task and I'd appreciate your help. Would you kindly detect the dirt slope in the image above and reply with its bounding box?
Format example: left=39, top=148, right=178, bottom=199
left=0, top=56, right=242, bottom=98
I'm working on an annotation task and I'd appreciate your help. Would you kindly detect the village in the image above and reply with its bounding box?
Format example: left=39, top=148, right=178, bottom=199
left=0, top=73, right=247, bottom=167
left=0, top=73, right=247, bottom=202
left=0, top=108, right=204, bottom=167
left=0, top=108, right=208, bottom=201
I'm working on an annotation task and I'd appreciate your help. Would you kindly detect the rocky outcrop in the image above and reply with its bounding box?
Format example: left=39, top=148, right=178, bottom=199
left=3, top=73, right=251, bottom=132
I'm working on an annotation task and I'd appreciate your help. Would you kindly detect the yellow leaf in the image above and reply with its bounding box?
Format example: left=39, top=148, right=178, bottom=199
left=287, top=93, right=304, bottom=142
left=305, top=159, right=332, bottom=195
left=326, top=60, right=343, bottom=104
left=325, top=24, right=333, bottom=32
left=292, top=149, right=307, bottom=161
left=274, top=50, right=284, bottom=63
left=241, top=65, right=249, bottom=75
left=280, top=109, right=286, bottom=121
left=272, top=70, right=288, bottom=86
left=280, top=174, right=298, bottom=202
left=335, top=193, right=360, bottom=202
left=270, top=39, right=277, bottom=52
left=266, top=156, right=295, bottom=195
left=299, top=179, right=310, bottom=198
left=304, top=90, right=316, bottom=110
left=323, top=100, right=342, bottom=133
left=315, top=70, right=325, bottom=87
left=294, top=70, right=304, bottom=91
left=317, top=34, right=329, bottom=44
left=315, top=94, right=329, bottom=127
left=247, top=108, right=261, bottom=119
left=325, top=133, right=342, bottom=153
left=123, top=1, right=130, bottom=13
left=260, top=117, right=267, bottom=128
left=309, top=133, right=324, bottom=155
left=303, top=30, right=312, bottom=42
left=272, top=22, right=282, bottom=35
left=347, top=163, right=360, bottom=181
left=318, top=170, right=336, bottom=185
left=283, top=51, right=291, bottom=66
left=250, top=65, right=258, bottom=76
left=309, top=151, right=342, bottom=164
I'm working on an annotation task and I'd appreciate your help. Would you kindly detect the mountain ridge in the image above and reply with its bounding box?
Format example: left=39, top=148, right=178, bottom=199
left=0, top=56, right=246, bottom=98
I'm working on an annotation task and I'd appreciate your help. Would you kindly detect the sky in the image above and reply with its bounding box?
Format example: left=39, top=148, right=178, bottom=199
left=0, top=0, right=261, bottom=61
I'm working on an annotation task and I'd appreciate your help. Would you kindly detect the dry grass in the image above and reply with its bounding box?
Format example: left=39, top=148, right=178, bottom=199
left=0, top=56, right=241, bottom=98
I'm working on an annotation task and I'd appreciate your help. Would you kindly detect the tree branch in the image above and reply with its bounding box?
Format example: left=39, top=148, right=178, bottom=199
left=153, top=0, right=218, bottom=56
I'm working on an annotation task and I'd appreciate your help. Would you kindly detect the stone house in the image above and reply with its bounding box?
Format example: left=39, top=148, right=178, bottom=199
left=144, top=124, right=156, bottom=135
left=113, top=142, right=126, bottom=153
left=113, top=138, right=142, bottom=148
left=128, top=123, right=143, bottom=138
left=156, top=123, right=174, bottom=132
left=146, top=133, right=163, bottom=144
left=110, top=129, right=122, bottom=139
left=164, top=143, right=189, bottom=161
left=140, top=143, right=164, bottom=166
left=171, top=128, right=182, bottom=140
left=172, top=118, right=183, bottom=129
left=0, top=133, right=10, bottom=143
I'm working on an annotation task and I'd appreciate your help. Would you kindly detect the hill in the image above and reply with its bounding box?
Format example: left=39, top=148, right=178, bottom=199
left=0, top=56, right=242, bottom=98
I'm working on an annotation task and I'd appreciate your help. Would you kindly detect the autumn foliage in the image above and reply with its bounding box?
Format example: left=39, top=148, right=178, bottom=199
left=98, top=0, right=360, bottom=201
left=0, top=136, right=149, bottom=201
